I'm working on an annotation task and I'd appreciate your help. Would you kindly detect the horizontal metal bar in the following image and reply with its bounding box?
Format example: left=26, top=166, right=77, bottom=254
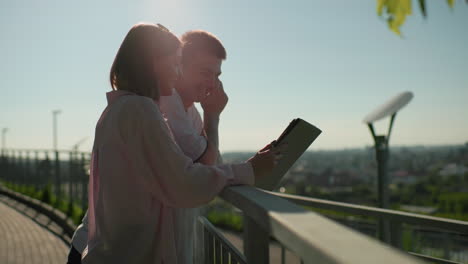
left=409, top=252, right=463, bottom=264
left=2, top=148, right=91, bottom=156
left=220, top=186, right=425, bottom=264
left=272, top=192, right=468, bottom=234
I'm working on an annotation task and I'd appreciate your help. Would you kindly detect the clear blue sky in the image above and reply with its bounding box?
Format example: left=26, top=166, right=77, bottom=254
left=1, top=0, right=467, bottom=152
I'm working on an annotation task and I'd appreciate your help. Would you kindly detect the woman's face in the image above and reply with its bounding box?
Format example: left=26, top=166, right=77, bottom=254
left=154, top=50, right=182, bottom=97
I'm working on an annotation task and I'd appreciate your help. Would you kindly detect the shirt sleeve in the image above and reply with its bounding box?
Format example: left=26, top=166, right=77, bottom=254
left=160, top=96, right=208, bottom=161
left=71, top=211, right=89, bottom=253
left=122, top=97, right=254, bottom=208
left=189, top=105, right=224, bottom=164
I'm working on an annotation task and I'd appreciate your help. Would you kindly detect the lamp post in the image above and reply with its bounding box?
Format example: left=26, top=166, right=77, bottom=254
left=1, top=128, right=8, bottom=156
left=52, top=110, right=62, bottom=150
left=52, top=109, right=62, bottom=200
left=363, top=91, right=413, bottom=243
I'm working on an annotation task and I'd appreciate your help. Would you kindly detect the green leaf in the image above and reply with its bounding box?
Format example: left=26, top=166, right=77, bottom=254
left=447, top=0, right=455, bottom=8
left=377, top=0, right=386, bottom=16
left=377, top=0, right=412, bottom=36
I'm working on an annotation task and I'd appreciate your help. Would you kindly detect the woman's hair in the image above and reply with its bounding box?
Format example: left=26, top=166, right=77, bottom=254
left=110, top=23, right=181, bottom=100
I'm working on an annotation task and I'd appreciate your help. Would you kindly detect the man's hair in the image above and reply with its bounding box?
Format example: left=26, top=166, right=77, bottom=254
left=180, top=30, right=226, bottom=63
left=110, top=23, right=180, bottom=100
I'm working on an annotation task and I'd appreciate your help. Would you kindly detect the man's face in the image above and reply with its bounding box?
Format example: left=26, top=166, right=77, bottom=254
left=179, top=52, right=222, bottom=103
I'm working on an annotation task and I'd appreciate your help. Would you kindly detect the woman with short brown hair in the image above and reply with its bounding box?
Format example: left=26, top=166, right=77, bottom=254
left=81, top=23, right=281, bottom=264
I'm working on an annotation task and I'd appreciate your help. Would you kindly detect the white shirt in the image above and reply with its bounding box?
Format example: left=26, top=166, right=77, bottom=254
left=81, top=90, right=253, bottom=264
left=159, top=89, right=207, bottom=161
left=161, top=89, right=219, bottom=263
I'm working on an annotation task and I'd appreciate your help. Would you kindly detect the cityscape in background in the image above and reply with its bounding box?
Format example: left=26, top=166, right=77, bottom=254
left=1, top=1, right=467, bottom=262
left=2, top=141, right=467, bottom=262
left=223, top=143, right=468, bottom=220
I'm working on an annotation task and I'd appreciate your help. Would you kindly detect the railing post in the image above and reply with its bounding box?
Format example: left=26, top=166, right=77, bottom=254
left=214, top=237, right=222, bottom=262
left=281, top=245, right=286, bottom=264
left=205, top=227, right=214, bottom=264
left=0, top=149, right=7, bottom=182
left=18, top=150, right=23, bottom=187
left=442, top=230, right=450, bottom=260
left=54, top=150, right=61, bottom=201
left=7, top=149, right=12, bottom=182
left=2, top=149, right=5, bottom=181
left=389, top=220, right=401, bottom=249
left=0, top=150, right=3, bottom=182
left=34, top=151, right=40, bottom=189
left=194, top=217, right=205, bottom=264
left=243, top=215, right=269, bottom=264
left=81, top=152, right=88, bottom=209
left=13, top=150, right=18, bottom=186
left=44, top=151, right=51, bottom=187
left=68, top=151, right=74, bottom=204
left=25, top=150, right=30, bottom=186
left=378, top=218, right=391, bottom=244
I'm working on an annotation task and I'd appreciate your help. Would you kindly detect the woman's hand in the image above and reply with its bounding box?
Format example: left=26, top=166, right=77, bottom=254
left=248, top=141, right=286, bottom=182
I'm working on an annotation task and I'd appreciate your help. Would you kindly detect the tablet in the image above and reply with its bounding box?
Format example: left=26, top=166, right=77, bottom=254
left=255, top=118, right=322, bottom=191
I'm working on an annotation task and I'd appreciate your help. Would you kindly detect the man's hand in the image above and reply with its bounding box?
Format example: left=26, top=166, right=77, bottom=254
left=200, top=81, right=228, bottom=115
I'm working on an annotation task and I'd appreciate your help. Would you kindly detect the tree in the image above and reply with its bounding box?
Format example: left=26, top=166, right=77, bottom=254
left=377, top=0, right=464, bottom=35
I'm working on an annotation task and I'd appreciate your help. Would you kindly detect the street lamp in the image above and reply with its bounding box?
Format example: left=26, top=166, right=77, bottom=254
left=52, top=110, right=62, bottom=200
left=1, top=127, right=8, bottom=156
left=363, top=91, right=413, bottom=242
left=52, top=110, right=62, bottom=150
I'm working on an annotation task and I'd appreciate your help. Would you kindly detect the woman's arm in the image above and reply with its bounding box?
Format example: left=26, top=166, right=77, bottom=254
left=124, top=97, right=254, bottom=208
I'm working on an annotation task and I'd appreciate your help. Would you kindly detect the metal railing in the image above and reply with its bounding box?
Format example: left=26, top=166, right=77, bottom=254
left=198, top=216, right=247, bottom=264
left=216, top=186, right=427, bottom=264
left=2, top=148, right=467, bottom=263
left=0, top=148, right=91, bottom=213
left=272, top=192, right=468, bottom=264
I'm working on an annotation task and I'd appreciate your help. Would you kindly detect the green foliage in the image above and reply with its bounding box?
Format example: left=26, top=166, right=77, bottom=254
left=401, top=227, right=413, bottom=251
left=2, top=181, right=85, bottom=226
left=67, top=201, right=75, bottom=217
left=40, top=184, right=52, bottom=204
left=76, top=207, right=86, bottom=225
left=447, top=0, right=455, bottom=8
left=206, top=210, right=243, bottom=232
left=377, top=0, right=457, bottom=35
left=303, top=205, right=375, bottom=223
left=436, top=192, right=468, bottom=220
left=377, top=0, right=412, bottom=35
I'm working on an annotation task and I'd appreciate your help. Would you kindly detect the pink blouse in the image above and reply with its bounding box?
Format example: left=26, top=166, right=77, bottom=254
left=81, top=90, right=254, bottom=264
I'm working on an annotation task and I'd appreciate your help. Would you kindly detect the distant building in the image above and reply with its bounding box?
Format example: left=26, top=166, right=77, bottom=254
left=439, top=163, right=468, bottom=177
left=391, top=170, right=417, bottom=184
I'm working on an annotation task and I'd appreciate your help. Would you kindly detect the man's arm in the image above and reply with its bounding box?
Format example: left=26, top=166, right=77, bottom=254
left=194, top=114, right=221, bottom=165
left=204, top=113, right=224, bottom=164
left=197, top=81, right=228, bottom=165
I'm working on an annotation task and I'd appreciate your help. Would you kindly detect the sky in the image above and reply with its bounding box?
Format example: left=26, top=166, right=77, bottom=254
left=1, top=0, right=467, bottom=152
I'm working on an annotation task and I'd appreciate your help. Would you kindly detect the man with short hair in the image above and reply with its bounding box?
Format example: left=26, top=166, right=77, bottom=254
left=67, top=30, right=230, bottom=264
left=162, top=30, right=228, bottom=166
left=160, top=30, right=229, bottom=264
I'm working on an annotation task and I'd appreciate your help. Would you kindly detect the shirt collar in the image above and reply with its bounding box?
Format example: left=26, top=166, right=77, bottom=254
left=106, top=90, right=136, bottom=105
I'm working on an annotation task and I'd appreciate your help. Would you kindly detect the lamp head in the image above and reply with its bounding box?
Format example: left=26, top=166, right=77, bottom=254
left=363, top=91, right=413, bottom=124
